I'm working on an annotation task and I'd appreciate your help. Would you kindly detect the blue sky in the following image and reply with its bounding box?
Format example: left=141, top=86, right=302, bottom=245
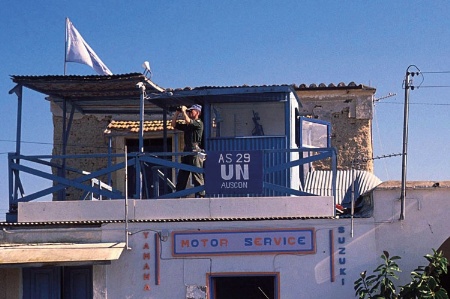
left=1, top=1, right=450, bottom=217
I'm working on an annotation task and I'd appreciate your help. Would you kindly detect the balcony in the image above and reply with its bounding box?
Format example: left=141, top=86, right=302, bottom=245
left=8, top=147, right=338, bottom=222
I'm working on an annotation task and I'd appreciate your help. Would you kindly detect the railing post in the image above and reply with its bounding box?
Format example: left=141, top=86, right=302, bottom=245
left=135, top=154, right=142, bottom=199
left=7, top=153, right=17, bottom=222
left=7, top=84, right=23, bottom=222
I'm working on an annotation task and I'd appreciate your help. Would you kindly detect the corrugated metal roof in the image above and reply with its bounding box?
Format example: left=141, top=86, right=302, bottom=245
left=11, top=73, right=166, bottom=115
left=304, top=170, right=382, bottom=204
left=10, top=73, right=374, bottom=114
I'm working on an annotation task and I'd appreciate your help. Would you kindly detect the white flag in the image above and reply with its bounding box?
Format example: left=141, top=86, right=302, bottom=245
left=65, top=19, right=112, bottom=75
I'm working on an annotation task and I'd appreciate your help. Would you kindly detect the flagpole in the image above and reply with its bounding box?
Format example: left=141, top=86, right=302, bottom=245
left=64, top=18, right=68, bottom=75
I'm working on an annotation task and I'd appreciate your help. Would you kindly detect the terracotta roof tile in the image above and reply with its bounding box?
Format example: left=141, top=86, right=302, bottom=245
left=105, top=120, right=184, bottom=134
left=167, top=82, right=374, bottom=92
left=293, top=81, right=374, bottom=90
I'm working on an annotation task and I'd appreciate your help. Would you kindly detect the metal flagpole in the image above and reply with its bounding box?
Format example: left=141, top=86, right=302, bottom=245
left=64, top=18, right=68, bottom=75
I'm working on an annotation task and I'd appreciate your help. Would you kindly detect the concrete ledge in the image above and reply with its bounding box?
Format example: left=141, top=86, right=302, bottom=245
left=210, top=196, right=333, bottom=218
left=18, top=201, right=130, bottom=222
left=18, top=196, right=334, bottom=222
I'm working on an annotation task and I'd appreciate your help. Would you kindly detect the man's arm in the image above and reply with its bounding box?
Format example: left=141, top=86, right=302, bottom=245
left=178, top=106, right=193, bottom=125
left=181, top=106, right=192, bottom=123
left=171, top=106, right=192, bottom=129
left=171, top=111, right=180, bottom=129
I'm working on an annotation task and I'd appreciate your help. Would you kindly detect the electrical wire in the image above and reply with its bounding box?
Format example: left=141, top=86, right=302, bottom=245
left=0, top=138, right=120, bottom=152
left=372, top=106, right=391, bottom=180
left=420, top=71, right=450, bottom=74
left=375, top=101, right=450, bottom=106
left=417, top=85, right=450, bottom=88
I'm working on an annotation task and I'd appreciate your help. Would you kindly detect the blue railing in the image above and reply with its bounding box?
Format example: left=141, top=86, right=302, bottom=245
left=7, top=147, right=337, bottom=219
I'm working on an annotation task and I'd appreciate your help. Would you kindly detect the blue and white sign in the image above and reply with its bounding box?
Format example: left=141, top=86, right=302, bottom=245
left=172, top=228, right=316, bottom=256
left=205, top=150, right=263, bottom=194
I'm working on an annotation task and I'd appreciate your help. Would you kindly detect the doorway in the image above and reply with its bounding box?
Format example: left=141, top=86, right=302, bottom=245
left=209, top=273, right=279, bottom=299
left=126, top=138, right=172, bottom=198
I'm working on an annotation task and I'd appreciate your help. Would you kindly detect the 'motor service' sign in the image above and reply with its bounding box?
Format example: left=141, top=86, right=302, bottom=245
left=172, top=228, right=316, bottom=256
left=205, top=150, right=263, bottom=194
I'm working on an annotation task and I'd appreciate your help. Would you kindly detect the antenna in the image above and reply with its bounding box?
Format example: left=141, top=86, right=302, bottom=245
left=374, top=92, right=396, bottom=102
left=351, top=153, right=402, bottom=165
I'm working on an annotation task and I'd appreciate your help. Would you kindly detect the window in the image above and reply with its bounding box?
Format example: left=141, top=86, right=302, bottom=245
left=299, top=117, right=330, bottom=148
left=209, top=273, right=279, bottom=299
left=23, top=266, right=92, bottom=299
left=211, top=103, right=285, bottom=138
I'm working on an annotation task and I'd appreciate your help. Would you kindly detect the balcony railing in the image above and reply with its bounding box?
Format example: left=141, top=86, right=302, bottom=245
left=7, top=148, right=337, bottom=221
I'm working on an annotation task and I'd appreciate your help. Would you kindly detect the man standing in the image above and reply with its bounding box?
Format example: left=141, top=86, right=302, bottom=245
left=171, top=104, right=205, bottom=197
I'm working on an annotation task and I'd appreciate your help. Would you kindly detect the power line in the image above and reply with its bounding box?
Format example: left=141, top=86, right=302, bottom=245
left=0, top=139, right=53, bottom=145
left=0, top=138, right=113, bottom=151
left=421, top=71, right=450, bottom=74
left=376, top=101, right=450, bottom=106
left=418, top=85, right=450, bottom=88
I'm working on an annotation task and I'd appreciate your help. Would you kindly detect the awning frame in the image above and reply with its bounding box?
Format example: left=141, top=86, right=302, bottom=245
left=0, top=242, right=125, bottom=267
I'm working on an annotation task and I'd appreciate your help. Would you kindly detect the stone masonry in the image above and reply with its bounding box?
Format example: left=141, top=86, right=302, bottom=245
left=295, top=83, right=375, bottom=172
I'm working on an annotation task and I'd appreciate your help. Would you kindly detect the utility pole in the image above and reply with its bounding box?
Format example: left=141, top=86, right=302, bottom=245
left=400, top=65, right=420, bottom=220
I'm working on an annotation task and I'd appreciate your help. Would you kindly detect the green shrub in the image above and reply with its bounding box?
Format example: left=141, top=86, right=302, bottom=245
left=354, top=249, right=448, bottom=299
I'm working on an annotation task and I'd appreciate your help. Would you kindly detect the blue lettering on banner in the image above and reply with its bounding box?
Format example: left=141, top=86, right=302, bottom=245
left=172, top=229, right=316, bottom=256
left=205, top=151, right=263, bottom=194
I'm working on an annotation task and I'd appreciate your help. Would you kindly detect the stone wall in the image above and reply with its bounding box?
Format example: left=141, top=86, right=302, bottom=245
left=52, top=113, right=111, bottom=201
left=296, top=86, right=375, bottom=172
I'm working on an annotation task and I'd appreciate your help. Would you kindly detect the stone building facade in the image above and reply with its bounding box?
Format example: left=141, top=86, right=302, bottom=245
left=295, top=82, right=375, bottom=172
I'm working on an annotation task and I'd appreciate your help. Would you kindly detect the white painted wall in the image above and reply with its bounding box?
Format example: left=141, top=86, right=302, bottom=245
left=101, top=219, right=377, bottom=298
left=98, top=183, right=450, bottom=298
left=4, top=182, right=450, bottom=298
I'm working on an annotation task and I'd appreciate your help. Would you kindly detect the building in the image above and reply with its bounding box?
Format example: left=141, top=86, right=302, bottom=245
left=1, top=73, right=448, bottom=299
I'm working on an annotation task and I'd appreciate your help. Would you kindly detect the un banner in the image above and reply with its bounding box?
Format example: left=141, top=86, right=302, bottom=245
left=205, top=150, right=263, bottom=194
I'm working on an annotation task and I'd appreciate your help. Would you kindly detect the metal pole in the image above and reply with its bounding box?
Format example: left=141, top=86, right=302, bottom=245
left=162, top=107, right=168, bottom=195
left=64, top=18, right=68, bottom=75
left=138, top=83, right=145, bottom=153
left=137, top=83, right=146, bottom=199
left=125, top=146, right=131, bottom=250
left=107, top=136, right=112, bottom=190
left=400, top=66, right=416, bottom=220
left=351, top=161, right=355, bottom=237
left=8, top=85, right=23, bottom=219
left=60, top=98, right=67, bottom=201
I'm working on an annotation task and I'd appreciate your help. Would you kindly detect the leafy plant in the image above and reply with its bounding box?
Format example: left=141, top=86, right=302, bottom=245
left=354, top=251, right=401, bottom=299
left=354, top=249, right=449, bottom=299
left=399, top=249, right=448, bottom=299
